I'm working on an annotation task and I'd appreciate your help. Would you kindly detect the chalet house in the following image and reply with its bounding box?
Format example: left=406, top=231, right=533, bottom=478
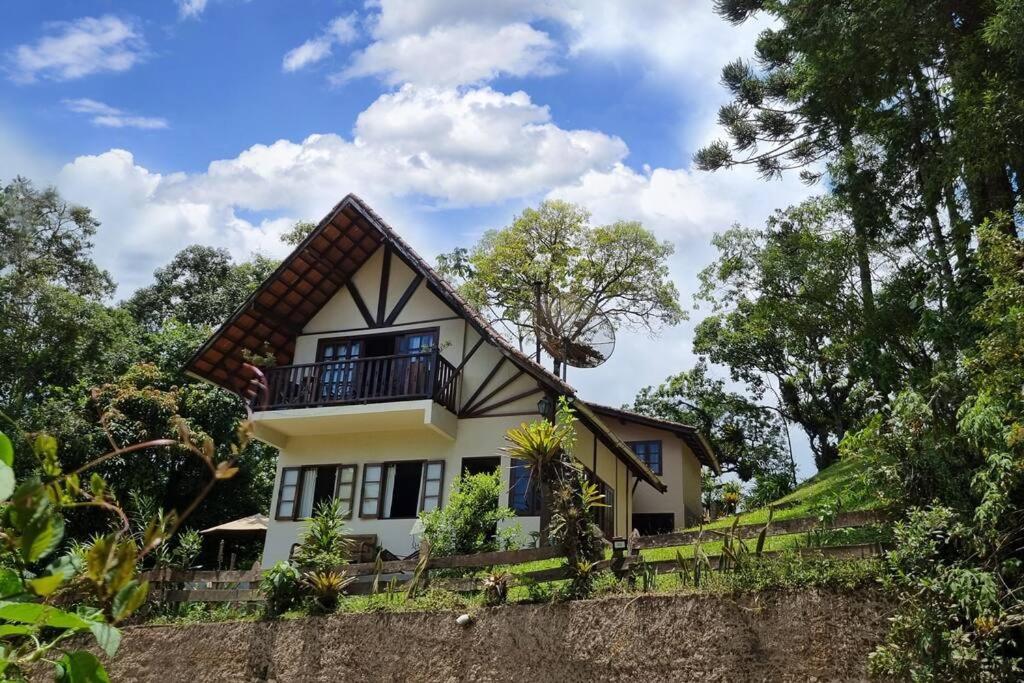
left=185, top=194, right=719, bottom=564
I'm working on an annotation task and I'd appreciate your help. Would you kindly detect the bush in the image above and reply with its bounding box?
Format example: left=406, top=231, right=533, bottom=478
left=260, top=561, right=302, bottom=616
left=419, top=471, right=520, bottom=557
left=292, top=498, right=353, bottom=572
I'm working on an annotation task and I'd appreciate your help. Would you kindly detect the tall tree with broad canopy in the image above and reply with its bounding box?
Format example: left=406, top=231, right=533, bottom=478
left=437, top=200, right=684, bottom=375
left=631, top=360, right=794, bottom=485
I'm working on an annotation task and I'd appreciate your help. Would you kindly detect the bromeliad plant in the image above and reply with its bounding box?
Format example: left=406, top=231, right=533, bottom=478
left=504, top=398, right=606, bottom=598
left=0, top=409, right=246, bottom=681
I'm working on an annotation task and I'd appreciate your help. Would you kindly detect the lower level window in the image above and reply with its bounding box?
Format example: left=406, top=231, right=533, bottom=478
left=275, top=464, right=357, bottom=520
left=509, top=463, right=541, bottom=516
left=360, top=460, right=446, bottom=519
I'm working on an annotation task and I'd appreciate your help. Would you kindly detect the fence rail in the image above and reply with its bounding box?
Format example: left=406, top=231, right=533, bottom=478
left=143, top=510, right=888, bottom=604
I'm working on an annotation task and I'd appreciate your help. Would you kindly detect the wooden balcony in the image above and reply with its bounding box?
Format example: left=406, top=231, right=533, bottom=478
left=255, top=351, right=458, bottom=414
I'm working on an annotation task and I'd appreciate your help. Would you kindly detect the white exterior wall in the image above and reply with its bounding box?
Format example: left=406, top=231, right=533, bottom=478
left=257, top=244, right=641, bottom=565
left=604, top=421, right=704, bottom=531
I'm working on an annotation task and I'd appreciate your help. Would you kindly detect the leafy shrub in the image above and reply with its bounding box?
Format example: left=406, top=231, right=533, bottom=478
left=419, top=471, right=519, bottom=557
left=260, top=561, right=302, bottom=616
left=292, top=498, right=353, bottom=572
left=303, top=570, right=355, bottom=613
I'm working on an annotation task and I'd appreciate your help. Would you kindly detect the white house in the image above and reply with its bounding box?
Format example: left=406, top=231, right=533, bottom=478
left=185, top=195, right=719, bottom=564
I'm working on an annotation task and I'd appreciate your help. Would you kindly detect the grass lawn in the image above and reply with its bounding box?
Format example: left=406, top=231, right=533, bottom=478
left=697, top=455, right=883, bottom=531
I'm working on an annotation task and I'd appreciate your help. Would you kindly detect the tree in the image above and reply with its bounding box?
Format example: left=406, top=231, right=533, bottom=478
left=693, top=198, right=879, bottom=469
left=0, top=178, right=137, bottom=424
left=125, top=245, right=277, bottom=332
left=438, top=200, right=683, bottom=375
left=631, top=361, right=793, bottom=483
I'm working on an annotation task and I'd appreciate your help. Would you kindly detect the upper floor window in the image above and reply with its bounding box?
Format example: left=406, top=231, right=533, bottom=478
left=628, top=440, right=663, bottom=475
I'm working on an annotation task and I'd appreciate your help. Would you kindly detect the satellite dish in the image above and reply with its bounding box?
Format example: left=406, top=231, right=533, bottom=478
left=538, top=303, right=616, bottom=370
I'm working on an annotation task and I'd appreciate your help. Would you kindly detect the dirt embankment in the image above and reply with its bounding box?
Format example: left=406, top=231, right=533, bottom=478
left=104, top=589, right=889, bottom=682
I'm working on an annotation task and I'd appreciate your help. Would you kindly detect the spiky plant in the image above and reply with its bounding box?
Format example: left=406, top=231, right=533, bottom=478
left=303, top=570, right=355, bottom=612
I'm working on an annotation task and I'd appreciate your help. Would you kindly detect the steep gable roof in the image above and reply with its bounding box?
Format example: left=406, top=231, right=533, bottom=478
left=184, top=194, right=665, bottom=490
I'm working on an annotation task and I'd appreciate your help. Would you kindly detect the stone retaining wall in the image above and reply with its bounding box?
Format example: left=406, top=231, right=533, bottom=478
left=103, top=589, right=889, bottom=682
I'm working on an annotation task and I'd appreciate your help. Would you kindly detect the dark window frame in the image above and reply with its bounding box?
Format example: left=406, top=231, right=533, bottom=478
left=275, top=466, right=302, bottom=520
left=314, top=326, right=441, bottom=361
left=334, top=464, right=358, bottom=520
left=359, top=460, right=445, bottom=520
left=627, top=440, right=663, bottom=475
left=418, top=460, right=446, bottom=513
left=508, top=462, right=542, bottom=516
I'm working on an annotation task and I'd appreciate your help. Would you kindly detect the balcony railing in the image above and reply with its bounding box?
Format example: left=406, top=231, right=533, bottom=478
left=257, top=351, right=458, bottom=413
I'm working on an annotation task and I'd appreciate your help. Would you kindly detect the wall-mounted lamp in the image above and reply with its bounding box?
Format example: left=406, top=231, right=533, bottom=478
left=537, top=395, right=553, bottom=419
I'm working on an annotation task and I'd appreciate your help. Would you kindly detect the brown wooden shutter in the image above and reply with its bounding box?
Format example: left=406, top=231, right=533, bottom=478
left=419, top=460, right=445, bottom=512
left=359, top=463, right=383, bottom=518
left=334, top=464, right=358, bottom=519
left=275, top=467, right=301, bottom=520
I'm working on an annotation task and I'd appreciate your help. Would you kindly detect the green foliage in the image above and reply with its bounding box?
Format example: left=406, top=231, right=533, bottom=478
left=0, top=412, right=245, bottom=680
left=291, top=498, right=353, bottom=573
left=438, top=199, right=682, bottom=374
left=259, top=561, right=302, bottom=617
left=419, top=471, right=519, bottom=558
left=720, top=481, right=742, bottom=514
left=632, top=360, right=793, bottom=482
left=302, top=570, right=356, bottom=613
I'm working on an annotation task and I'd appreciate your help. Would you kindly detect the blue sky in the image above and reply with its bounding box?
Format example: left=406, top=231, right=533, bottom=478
left=1, top=1, right=818, bottom=476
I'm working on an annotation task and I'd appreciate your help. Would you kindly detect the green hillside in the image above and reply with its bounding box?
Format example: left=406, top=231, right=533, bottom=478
left=696, top=455, right=883, bottom=531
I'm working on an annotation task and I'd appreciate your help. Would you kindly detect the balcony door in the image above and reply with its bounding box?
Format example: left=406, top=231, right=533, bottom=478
left=393, top=331, right=437, bottom=396
left=317, top=339, right=362, bottom=402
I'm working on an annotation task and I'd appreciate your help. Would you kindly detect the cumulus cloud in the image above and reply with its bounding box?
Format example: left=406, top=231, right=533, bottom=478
left=341, top=22, right=556, bottom=87
left=64, top=98, right=168, bottom=130
left=54, top=85, right=625, bottom=293
left=7, top=15, right=146, bottom=83
left=340, top=0, right=765, bottom=90
left=282, top=14, right=359, bottom=72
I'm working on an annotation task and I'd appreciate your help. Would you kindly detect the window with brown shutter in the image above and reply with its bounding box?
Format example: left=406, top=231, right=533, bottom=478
left=334, top=464, right=358, bottom=519
left=275, top=467, right=301, bottom=520
left=419, top=460, right=445, bottom=512
left=360, top=464, right=383, bottom=518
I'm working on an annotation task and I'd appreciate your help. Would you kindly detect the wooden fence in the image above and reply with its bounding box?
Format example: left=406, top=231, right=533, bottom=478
left=143, top=509, right=888, bottom=604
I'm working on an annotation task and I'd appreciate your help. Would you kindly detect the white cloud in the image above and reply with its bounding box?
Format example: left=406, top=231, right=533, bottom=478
left=282, top=14, right=359, bottom=73
left=341, top=0, right=765, bottom=91
left=341, top=22, right=556, bottom=87
left=548, top=163, right=812, bottom=240
left=7, top=16, right=146, bottom=84
left=177, top=0, right=209, bottom=19
left=63, top=98, right=169, bottom=130
left=54, top=85, right=624, bottom=293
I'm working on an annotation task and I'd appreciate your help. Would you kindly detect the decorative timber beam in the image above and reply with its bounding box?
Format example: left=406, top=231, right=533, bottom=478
left=384, top=274, right=424, bottom=326
left=347, top=282, right=376, bottom=328
left=460, top=357, right=506, bottom=415
left=376, top=245, right=391, bottom=326
left=464, top=369, right=526, bottom=416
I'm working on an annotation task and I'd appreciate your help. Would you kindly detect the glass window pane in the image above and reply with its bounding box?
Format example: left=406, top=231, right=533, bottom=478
left=360, top=499, right=377, bottom=516
left=282, top=469, right=299, bottom=486
left=424, top=480, right=440, bottom=497
left=421, top=497, right=438, bottom=512
left=363, top=482, right=379, bottom=499
left=278, top=501, right=294, bottom=518
left=339, top=467, right=354, bottom=484
left=426, top=462, right=443, bottom=480
left=365, top=465, right=382, bottom=483
left=337, top=483, right=353, bottom=501
left=280, top=484, right=296, bottom=503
